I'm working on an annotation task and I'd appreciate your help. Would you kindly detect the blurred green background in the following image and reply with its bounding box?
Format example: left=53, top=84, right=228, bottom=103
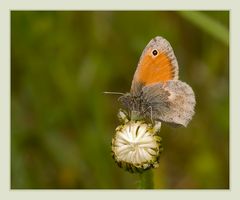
left=11, top=11, right=229, bottom=189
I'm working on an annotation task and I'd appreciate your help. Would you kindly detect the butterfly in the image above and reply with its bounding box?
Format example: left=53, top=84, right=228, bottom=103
left=118, top=36, right=196, bottom=127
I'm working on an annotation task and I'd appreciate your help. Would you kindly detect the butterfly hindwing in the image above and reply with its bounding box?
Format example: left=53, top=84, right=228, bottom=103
left=142, top=80, right=196, bottom=127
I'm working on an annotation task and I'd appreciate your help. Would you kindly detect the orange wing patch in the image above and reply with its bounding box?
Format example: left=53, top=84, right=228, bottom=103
left=136, top=51, right=174, bottom=85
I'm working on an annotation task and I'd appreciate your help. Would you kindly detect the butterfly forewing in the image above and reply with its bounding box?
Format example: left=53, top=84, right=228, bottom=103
left=131, top=36, right=179, bottom=96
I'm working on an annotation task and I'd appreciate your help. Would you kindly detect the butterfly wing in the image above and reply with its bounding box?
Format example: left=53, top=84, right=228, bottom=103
left=142, top=80, right=196, bottom=127
left=131, top=36, right=179, bottom=96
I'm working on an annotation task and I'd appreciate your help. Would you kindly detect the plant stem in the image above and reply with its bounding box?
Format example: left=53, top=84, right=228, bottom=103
left=138, top=170, right=154, bottom=189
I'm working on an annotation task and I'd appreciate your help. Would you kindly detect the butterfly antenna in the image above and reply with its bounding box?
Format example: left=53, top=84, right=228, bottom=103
left=103, top=91, right=125, bottom=95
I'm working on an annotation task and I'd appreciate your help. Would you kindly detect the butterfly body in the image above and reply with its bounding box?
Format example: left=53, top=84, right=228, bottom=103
left=119, top=36, right=196, bottom=127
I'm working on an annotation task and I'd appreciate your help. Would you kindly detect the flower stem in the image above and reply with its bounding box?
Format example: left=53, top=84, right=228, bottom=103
left=138, top=170, right=154, bottom=189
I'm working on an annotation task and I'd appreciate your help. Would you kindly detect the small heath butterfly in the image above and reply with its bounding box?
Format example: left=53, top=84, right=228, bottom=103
left=119, top=36, right=196, bottom=127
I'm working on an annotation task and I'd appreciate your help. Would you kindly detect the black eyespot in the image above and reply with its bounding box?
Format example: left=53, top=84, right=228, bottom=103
left=152, top=49, right=158, bottom=56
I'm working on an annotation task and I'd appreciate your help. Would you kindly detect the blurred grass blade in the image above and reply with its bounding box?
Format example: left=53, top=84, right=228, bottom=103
left=178, top=11, right=229, bottom=46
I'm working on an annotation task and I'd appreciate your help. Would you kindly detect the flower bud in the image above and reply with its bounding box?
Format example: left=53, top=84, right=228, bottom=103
left=112, top=120, right=163, bottom=173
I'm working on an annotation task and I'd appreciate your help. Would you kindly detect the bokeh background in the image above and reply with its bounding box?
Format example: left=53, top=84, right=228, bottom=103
left=11, top=11, right=229, bottom=189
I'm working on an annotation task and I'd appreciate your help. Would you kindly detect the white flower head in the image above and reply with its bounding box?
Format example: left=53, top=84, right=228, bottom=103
left=112, top=113, right=163, bottom=173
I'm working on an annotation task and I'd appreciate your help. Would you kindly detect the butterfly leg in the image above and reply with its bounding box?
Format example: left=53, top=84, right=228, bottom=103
left=142, top=106, right=153, bottom=124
